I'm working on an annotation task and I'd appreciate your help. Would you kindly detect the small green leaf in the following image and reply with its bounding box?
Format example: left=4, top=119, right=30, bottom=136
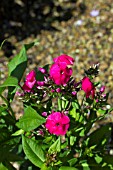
left=0, top=163, right=8, bottom=170
left=12, top=129, right=24, bottom=136
left=59, top=166, right=78, bottom=170
left=0, top=77, right=19, bottom=88
left=8, top=42, right=35, bottom=79
left=95, top=154, right=102, bottom=164
left=16, top=106, right=46, bottom=131
left=48, top=137, right=61, bottom=154
left=70, top=136, right=76, bottom=146
left=22, top=135, right=45, bottom=168
left=88, top=124, right=111, bottom=147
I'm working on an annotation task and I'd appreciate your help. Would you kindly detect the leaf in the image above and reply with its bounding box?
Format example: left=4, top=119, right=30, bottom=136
left=0, top=163, right=8, bottom=170
left=2, top=161, right=16, bottom=170
left=0, top=144, right=22, bottom=163
left=88, top=124, right=111, bottom=148
left=59, top=166, right=78, bottom=170
left=0, top=87, right=5, bottom=94
left=22, top=135, right=45, bottom=168
left=70, top=136, right=77, bottom=146
left=8, top=42, right=35, bottom=80
left=8, top=42, right=36, bottom=100
left=0, top=128, right=11, bottom=144
left=0, top=77, right=19, bottom=88
left=12, top=129, right=24, bottom=136
left=102, top=154, right=113, bottom=167
left=16, top=106, right=46, bottom=131
left=48, top=137, right=61, bottom=154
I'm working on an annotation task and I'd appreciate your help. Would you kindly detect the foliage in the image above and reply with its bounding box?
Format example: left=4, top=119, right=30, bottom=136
left=0, top=43, right=113, bottom=170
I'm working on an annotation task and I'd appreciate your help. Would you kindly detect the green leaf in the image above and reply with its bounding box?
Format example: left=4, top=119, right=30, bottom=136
left=59, top=166, right=78, bottom=170
left=0, top=163, right=8, bottom=170
left=22, top=135, right=45, bottom=168
left=2, top=161, right=16, bottom=170
left=70, top=136, right=77, bottom=146
left=12, top=129, right=24, bottom=136
left=20, top=108, right=40, bottom=130
left=8, top=42, right=35, bottom=80
left=0, top=143, right=22, bottom=163
left=102, top=154, right=113, bottom=167
left=0, top=77, right=19, bottom=88
left=95, top=154, right=102, bottom=164
left=48, top=137, right=61, bottom=154
left=7, top=42, right=36, bottom=100
left=0, top=87, right=5, bottom=94
left=88, top=124, right=111, bottom=148
left=0, top=128, right=11, bottom=144
left=16, top=106, right=46, bottom=131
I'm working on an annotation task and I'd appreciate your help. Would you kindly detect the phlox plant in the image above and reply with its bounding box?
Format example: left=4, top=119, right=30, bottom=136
left=0, top=42, right=113, bottom=170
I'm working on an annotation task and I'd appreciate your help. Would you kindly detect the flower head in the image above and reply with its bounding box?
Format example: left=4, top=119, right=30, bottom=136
left=22, top=70, right=36, bottom=92
left=50, top=63, right=72, bottom=85
left=53, top=54, right=74, bottom=66
left=45, top=112, right=70, bottom=136
left=81, top=77, right=95, bottom=98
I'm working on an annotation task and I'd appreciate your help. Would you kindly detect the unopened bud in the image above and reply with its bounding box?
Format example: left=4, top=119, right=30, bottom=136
left=100, top=86, right=105, bottom=93
left=38, top=67, right=46, bottom=74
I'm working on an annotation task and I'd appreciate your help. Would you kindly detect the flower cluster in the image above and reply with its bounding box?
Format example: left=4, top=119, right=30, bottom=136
left=1, top=43, right=112, bottom=170
left=19, top=54, right=108, bottom=136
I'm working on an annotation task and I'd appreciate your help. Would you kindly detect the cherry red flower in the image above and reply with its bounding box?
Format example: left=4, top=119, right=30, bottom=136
left=22, top=70, right=36, bottom=92
left=53, top=54, right=75, bottom=66
left=50, top=63, right=72, bottom=85
left=45, top=112, right=70, bottom=136
left=81, top=77, right=95, bottom=98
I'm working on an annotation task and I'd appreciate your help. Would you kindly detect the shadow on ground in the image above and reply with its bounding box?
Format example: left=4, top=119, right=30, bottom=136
left=0, top=0, right=87, bottom=57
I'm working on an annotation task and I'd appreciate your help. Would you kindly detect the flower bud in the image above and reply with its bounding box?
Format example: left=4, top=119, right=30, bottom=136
left=38, top=67, right=46, bottom=74
left=56, top=88, right=61, bottom=93
left=102, top=94, right=106, bottom=98
left=37, top=81, right=45, bottom=86
left=51, top=89, right=55, bottom=93
left=72, top=91, right=77, bottom=96
left=42, top=112, right=47, bottom=117
left=100, top=86, right=105, bottom=93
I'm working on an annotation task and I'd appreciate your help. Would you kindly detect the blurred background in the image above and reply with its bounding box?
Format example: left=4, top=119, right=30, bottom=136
left=0, top=0, right=113, bottom=108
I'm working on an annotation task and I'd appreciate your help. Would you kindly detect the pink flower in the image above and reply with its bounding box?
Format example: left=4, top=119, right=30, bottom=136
left=37, top=81, right=45, bottom=86
left=100, top=86, right=105, bottom=93
left=81, top=77, right=95, bottom=98
left=22, top=70, right=36, bottom=92
left=45, top=112, right=70, bottom=136
left=50, top=63, right=72, bottom=85
left=56, top=88, right=61, bottom=93
left=38, top=67, right=46, bottom=74
left=53, top=54, right=74, bottom=66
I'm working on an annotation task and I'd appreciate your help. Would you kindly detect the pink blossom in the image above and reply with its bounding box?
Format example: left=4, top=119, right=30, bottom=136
left=38, top=67, right=46, bottom=74
left=45, top=112, right=70, bottom=136
left=37, top=81, right=45, bottom=86
left=100, top=86, right=105, bottom=93
left=72, top=91, right=77, bottom=96
left=53, top=54, right=74, bottom=66
left=42, top=112, right=47, bottom=117
left=56, top=88, right=61, bottom=93
left=22, top=70, right=36, bottom=92
left=81, top=77, right=95, bottom=98
left=50, top=63, right=72, bottom=85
